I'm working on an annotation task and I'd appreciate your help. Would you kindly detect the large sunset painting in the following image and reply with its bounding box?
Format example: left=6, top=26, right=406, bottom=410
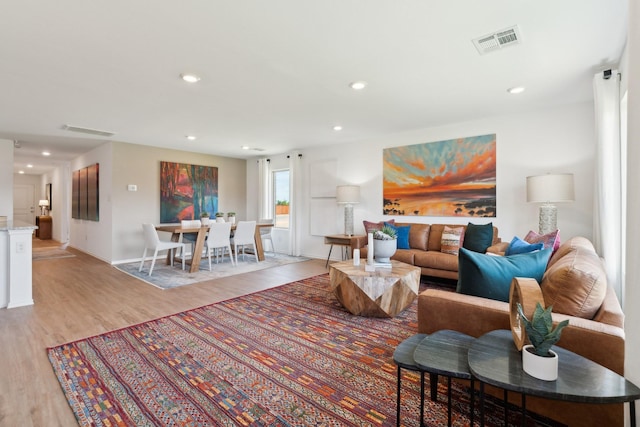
left=160, top=161, right=218, bottom=223
left=383, top=134, right=496, bottom=217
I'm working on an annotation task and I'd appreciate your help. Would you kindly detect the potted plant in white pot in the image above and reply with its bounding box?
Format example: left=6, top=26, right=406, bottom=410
left=227, top=212, right=236, bottom=224
left=517, top=302, right=569, bottom=381
left=215, top=212, right=225, bottom=223
left=200, top=212, right=210, bottom=225
left=372, top=225, right=397, bottom=263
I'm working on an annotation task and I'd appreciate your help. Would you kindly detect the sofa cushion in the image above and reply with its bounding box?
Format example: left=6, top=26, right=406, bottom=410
left=363, top=219, right=394, bottom=234
left=441, top=225, right=465, bottom=255
left=463, top=222, right=494, bottom=253
left=541, top=245, right=607, bottom=319
left=396, top=222, right=430, bottom=251
left=505, top=236, right=544, bottom=256
left=525, top=229, right=561, bottom=253
left=386, top=223, right=410, bottom=249
left=457, top=247, right=552, bottom=302
left=414, top=250, right=459, bottom=272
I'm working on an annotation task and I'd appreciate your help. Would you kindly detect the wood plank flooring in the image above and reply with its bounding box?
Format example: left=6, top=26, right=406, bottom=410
left=0, top=238, right=328, bottom=426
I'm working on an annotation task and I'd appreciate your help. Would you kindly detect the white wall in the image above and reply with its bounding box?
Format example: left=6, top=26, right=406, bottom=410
left=109, top=142, right=247, bottom=263
left=246, top=102, right=595, bottom=261
left=0, top=140, right=14, bottom=219
left=69, top=142, right=113, bottom=262
left=624, top=0, right=639, bottom=424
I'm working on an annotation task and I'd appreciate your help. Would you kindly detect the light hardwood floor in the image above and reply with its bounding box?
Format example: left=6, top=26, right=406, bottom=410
left=0, top=238, right=328, bottom=426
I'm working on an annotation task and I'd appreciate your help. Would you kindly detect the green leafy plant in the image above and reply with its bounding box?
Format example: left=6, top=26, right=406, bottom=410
left=373, top=225, right=397, bottom=240
left=227, top=212, right=236, bottom=216
left=517, top=302, right=569, bottom=357
left=200, top=212, right=210, bottom=218
left=215, top=212, right=224, bottom=217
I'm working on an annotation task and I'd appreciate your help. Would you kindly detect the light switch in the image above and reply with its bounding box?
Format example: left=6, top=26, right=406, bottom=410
left=127, top=184, right=137, bottom=192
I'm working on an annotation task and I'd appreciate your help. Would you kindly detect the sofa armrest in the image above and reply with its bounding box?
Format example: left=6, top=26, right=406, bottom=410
left=417, top=288, right=625, bottom=374
left=350, top=235, right=369, bottom=252
left=486, top=241, right=509, bottom=255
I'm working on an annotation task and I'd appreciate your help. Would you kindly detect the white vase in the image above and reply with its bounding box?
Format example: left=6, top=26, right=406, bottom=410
left=522, top=344, right=558, bottom=381
left=373, top=239, right=397, bottom=263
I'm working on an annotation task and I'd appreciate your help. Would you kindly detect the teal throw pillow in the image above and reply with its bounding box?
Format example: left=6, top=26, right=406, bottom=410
left=385, top=222, right=411, bottom=249
left=456, top=247, right=552, bottom=302
left=505, top=236, right=544, bottom=256
left=462, top=222, right=494, bottom=253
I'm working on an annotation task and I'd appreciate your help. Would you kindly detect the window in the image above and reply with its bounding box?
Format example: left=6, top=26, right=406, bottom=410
left=273, top=170, right=289, bottom=228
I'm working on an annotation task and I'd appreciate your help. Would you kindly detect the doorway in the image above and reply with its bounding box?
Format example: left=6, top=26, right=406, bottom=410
left=13, top=184, right=35, bottom=225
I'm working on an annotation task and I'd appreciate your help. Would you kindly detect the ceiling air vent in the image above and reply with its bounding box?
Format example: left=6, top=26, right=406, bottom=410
left=472, top=25, right=521, bottom=55
left=62, top=124, right=115, bottom=137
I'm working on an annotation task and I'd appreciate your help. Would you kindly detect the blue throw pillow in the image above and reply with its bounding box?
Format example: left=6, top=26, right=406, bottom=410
left=505, top=236, right=544, bottom=256
left=462, top=222, right=494, bottom=253
left=385, top=222, right=411, bottom=249
left=456, top=247, right=552, bottom=302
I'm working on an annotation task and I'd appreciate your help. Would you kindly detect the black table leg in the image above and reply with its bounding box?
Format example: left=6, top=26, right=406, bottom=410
left=430, top=373, right=438, bottom=401
left=480, top=382, right=485, bottom=427
left=325, top=244, right=334, bottom=268
left=521, top=394, right=526, bottom=427
left=470, top=379, right=475, bottom=427
left=447, top=376, right=452, bottom=426
left=504, top=389, right=508, bottom=424
left=420, top=372, right=425, bottom=427
left=631, top=400, right=637, bottom=427
left=396, top=366, right=401, bottom=427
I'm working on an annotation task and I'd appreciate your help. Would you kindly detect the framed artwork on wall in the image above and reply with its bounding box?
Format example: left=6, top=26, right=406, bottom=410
left=160, top=161, right=218, bottom=223
left=72, top=163, right=99, bottom=221
left=383, top=134, right=496, bottom=217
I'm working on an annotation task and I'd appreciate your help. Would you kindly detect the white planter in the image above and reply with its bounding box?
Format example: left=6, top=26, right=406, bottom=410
left=228, top=216, right=236, bottom=224
left=522, top=345, right=558, bottom=381
left=201, top=217, right=210, bottom=226
left=216, top=217, right=225, bottom=223
left=373, top=239, right=397, bottom=263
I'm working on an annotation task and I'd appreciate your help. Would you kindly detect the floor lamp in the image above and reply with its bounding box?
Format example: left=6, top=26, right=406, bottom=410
left=336, top=185, right=360, bottom=236
left=526, top=173, right=574, bottom=234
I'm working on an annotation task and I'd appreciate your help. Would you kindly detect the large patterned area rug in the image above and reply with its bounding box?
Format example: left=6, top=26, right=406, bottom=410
left=115, top=253, right=308, bottom=289
left=48, top=275, right=561, bottom=426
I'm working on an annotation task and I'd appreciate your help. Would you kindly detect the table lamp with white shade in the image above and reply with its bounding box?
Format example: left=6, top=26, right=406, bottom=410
left=336, top=185, right=360, bottom=236
left=38, top=199, right=49, bottom=215
left=526, top=173, right=575, bottom=234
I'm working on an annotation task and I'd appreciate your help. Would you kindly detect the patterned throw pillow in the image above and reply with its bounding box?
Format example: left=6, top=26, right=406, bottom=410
left=363, top=219, right=395, bottom=234
left=524, top=230, right=561, bottom=253
left=441, top=226, right=465, bottom=255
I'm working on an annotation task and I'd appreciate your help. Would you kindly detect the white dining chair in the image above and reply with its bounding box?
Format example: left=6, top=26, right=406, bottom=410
left=258, top=219, right=274, bottom=255
left=231, top=220, right=258, bottom=263
left=206, top=222, right=234, bottom=270
left=139, top=223, right=186, bottom=276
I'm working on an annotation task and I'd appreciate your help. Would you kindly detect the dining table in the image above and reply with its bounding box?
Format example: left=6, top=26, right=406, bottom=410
left=156, top=222, right=273, bottom=273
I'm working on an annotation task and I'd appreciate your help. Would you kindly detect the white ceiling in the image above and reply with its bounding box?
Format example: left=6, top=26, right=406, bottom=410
left=2, top=0, right=628, bottom=175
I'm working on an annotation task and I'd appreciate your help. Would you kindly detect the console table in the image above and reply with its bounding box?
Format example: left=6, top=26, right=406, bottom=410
left=35, top=215, right=52, bottom=240
left=468, top=329, right=640, bottom=427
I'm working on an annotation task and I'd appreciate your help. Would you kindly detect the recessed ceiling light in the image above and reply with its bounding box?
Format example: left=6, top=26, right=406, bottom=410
left=27, top=164, right=33, bottom=168
left=333, top=125, right=343, bottom=131
left=180, top=73, right=201, bottom=83
left=349, top=81, right=367, bottom=90
left=18, top=170, right=24, bottom=174
left=42, top=151, right=51, bottom=156
left=507, top=86, right=525, bottom=94
left=241, top=146, right=250, bottom=150
left=186, top=135, right=196, bottom=140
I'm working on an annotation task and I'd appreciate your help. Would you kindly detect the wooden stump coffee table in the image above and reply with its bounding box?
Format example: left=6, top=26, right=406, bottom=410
left=329, top=260, right=420, bottom=317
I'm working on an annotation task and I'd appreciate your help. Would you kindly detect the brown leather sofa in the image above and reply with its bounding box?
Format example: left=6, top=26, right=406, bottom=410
left=352, top=223, right=501, bottom=280
left=418, top=236, right=625, bottom=426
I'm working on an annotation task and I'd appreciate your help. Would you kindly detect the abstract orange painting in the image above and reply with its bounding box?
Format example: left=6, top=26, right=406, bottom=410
left=383, top=134, right=496, bottom=217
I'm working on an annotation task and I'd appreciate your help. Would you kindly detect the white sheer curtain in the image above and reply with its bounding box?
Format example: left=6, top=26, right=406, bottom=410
left=288, top=152, right=301, bottom=256
left=592, top=70, right=623, bottom=302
